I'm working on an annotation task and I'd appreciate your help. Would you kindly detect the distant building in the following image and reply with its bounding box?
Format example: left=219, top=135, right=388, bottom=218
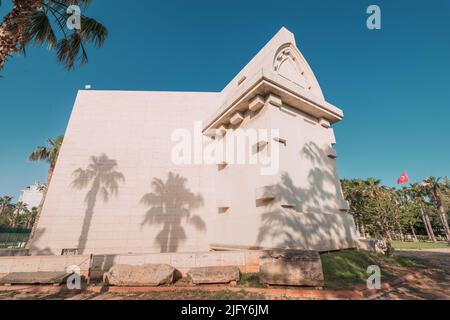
left=19, top=183, right=44, bottom=210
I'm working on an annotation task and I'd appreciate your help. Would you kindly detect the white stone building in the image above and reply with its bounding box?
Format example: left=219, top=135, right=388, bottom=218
left=30, top=28, right=357, bottom=256
left=18, top=183, right=43, bottom=210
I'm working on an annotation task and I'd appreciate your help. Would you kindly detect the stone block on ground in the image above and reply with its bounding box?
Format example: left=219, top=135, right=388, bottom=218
left=187, top=266, right=240, bottom=285
left=103, top=264, right=178, bottom=287
left=259, top=250, right=324, bottom=287
left=0, top=272, right=71, bottom=285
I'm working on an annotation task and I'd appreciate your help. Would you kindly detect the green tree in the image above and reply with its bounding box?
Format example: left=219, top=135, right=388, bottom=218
left=0, top=196, right=13, bottom=216
left=25, top=207, right=38, bottom=229
left=363, top=185, right=398, bottom=255
left=29, top=135, right=63, bottom=194
left=408, top=183, right=437, bottom=242
left=11, top=201, right=28, bottom=227
left=0, top=197, right=14, bottom=227
left=423, top=177, right=450, bottom=241
left=342, top=178, right=405, bottom=255
left=0, top=0, right=107, bottom=71
left=27, top=135, right=63, bottom=244
left=341, top=179, right=368, bottom=237
left=396, top=187, right=420, bottom=242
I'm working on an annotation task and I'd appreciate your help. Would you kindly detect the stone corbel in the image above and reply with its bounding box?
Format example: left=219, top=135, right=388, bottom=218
left=229, top=112, right=244, bottom=126
left=326, top=145, right=337, bottom=159
left=319, top=118, right=331, bottom=129
left=265, top=94, right=282, bottom=108
left=249, top=95, right=265, bottom=112
left=255, top=186, right=276, bottom=202
left=217, top=198, right=230, bottom=213
left=217, top=125, right=228, bottom=137
left=217, top=161, right=228, bottom=171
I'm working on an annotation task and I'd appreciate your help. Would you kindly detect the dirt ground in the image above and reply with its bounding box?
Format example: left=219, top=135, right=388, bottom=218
left=1, top=249, right=449, bottom=300
left=376, top=249, right=450, bottom=300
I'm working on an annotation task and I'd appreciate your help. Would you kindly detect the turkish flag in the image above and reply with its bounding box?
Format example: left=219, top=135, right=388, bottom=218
left=397, top=172, right=409, bottom=185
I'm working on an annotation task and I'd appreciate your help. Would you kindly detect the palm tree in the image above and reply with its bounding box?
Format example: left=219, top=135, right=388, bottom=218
left=357, top=181, right=397, bottom=255
left=0, top=196, right=13, bottom=216
left=397, top=187, right=419, bottom=242
left=141, top=172, right=206, bottom=253
left=0, top=0, right=107, bottom=71
left=11, top=202, right=28, bottom=228
left=409, top=183, right=436, bottom=242
left=72, top=154, right=125, bottom=253
left=29, top=135, right=63, bottom=195
left=25, top=207, right=38, bottom=229
left=26, top=135, right=63, bottom=246
left=423, top=177, right=450, bottom=241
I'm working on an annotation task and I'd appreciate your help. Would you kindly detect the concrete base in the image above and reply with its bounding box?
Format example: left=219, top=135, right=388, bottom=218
left=0, top=255, right=91, bottom=279
left=0, top=249, right=325, bottom=286
left=90, top=250, right=261, bottom=280
left=0, top=249, right=29, bottom=257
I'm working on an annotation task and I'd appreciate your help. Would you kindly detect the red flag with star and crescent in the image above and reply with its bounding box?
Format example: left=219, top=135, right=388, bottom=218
left=397, top=172, right=409, bottom=185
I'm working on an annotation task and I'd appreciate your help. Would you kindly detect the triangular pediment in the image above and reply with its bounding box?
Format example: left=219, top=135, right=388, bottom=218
left=278, top=58, right=308, bottom=89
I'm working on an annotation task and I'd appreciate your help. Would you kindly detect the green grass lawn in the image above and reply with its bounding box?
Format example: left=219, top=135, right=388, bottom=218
left=238, top=249, right=425, bottom=291
left=320, top=249, right=425, bottom=290
left=392, top=240, right=450, bottom=250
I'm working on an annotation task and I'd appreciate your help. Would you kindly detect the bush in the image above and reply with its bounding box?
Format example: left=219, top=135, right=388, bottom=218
left=0, top=227, right=31, bottom=234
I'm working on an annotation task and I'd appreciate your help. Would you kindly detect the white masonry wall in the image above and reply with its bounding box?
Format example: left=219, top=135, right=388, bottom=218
left=30, top=90, right=220, bottom=255
left=210, top=102, right=357, bottom=252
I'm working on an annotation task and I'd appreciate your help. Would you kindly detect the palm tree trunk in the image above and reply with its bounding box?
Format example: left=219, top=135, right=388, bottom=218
left=396, top=220, right=404, bottom=241
left=25, top=165, right=54, bottom=249
left=421, top=207, right=437, bottom=242
left=0, top=0, right=42, bottom=70
left=420, top=206, right=432, bottom=241
left=425, top=213, right=437, bottom=242
left=11, top=209, right=19, bottom=228
left=410, top=224, right=418, bottom=242
left=438, top=205, right=450, bottom=241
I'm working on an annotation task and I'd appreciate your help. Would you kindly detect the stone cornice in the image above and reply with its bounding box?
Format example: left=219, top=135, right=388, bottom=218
left=202, top=69, right=344, bottom=135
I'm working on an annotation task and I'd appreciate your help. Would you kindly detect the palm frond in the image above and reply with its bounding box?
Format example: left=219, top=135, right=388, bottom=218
left=2, top=0, right=108, bottom=70
left=56, top=32, right=82, bottom=70
left=79, top=16, right=108, bottom=47
left=22, top=10, right=58, bottom=50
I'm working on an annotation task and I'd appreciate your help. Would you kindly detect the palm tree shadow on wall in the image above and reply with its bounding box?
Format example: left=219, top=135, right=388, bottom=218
left=140, top=172, right=206, bottom=253
left=72, top=154, right=125, bottom=253
left=257, top=142, right=355, bottom=249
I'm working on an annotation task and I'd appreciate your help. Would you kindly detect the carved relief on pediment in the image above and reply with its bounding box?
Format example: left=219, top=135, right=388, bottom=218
left=273, top=44, right=323, bottom=100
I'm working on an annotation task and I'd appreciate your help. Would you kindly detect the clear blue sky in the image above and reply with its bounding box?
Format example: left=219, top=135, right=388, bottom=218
left=1, top=0, right=449, bottom=200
